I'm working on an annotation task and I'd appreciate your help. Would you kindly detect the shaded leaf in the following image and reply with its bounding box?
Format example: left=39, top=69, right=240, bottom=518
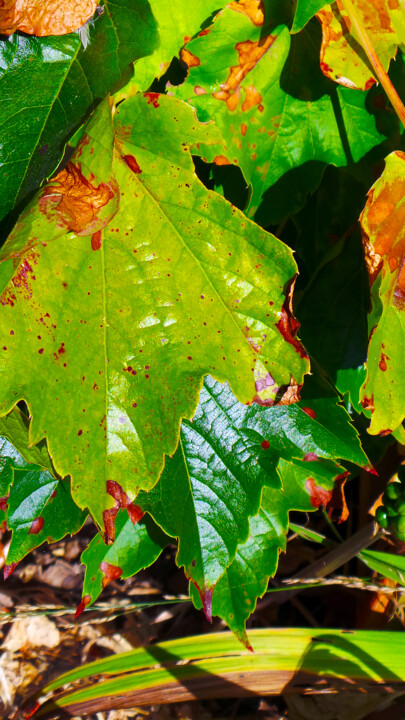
left=0, top=0, right=158, bottom=230
left=0, top=92, right=308, bottom=527
left=360, top=548, right=405, bottom=585
left=0, top=406, right=54, bottom=471
left=5, top=466, right=86, bottom=569
left=0, top=0, right=98, bottom=35
left=172, top=9, right=389, bottom=224
left=317, top=0, right=405, bottom=91
left=359, top=151, right=405, bottom=434
left=80, top=510, right=169, bottom=608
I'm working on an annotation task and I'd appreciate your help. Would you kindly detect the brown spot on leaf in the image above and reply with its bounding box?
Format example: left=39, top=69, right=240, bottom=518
left=100, top=561, right=122, bottom=589
left=213, top=155, right=231, bottom=165
left=181, top=47, right=200, bottom=67
left=91, top=230, right=102, bottom=251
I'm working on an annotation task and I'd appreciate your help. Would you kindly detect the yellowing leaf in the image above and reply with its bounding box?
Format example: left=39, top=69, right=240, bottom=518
left=317, top=0, right=405, bottom=91
left=0, top=0, right=98, bottom=36
left=0, top=94, right=309, bottom=527
left=360, top=150, right=405, bottom=434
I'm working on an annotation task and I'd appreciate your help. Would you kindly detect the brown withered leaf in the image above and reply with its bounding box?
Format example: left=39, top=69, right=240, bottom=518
left=0, top=0, right=98, bottom=36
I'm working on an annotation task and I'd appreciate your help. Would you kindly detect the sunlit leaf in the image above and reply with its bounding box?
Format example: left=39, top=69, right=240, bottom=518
left=360, top=151, right=405, bottom=434
left=172, top=6, right=390, bottom=224
left=0, top=93, right=308, bottom=527
left=317, top=0, right=405, bottom=91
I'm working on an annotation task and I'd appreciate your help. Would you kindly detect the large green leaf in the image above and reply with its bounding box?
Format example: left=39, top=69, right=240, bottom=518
left=190, top=460, right=317, bottom=645
left=359, top=151, right=405, bottom=434
left=139, top=375, right=366, bottom=623
left=0, top=92, right=308, bottom=527
left=0, top=0, right=158, bottom=232
left=172, top=9, right=389, bottom=224
left=137, top=377, right=281, bottom=612
left=80, top=510, right=169, bottom=610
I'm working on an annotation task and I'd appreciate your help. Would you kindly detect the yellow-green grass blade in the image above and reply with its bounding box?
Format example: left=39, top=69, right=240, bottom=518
left=29, top=629, right=405, bottom=718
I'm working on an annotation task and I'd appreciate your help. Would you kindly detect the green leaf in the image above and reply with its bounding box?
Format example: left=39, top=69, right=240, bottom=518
left=80, top=510, right=169, bottom=608
left=0, top=92, right=308, bottom=527
left=190, top=457, right=340, bottom=644
left=172, top=13, right=389, bottom=224
left=359, top=151, right=405, bottom=434
left=138, top=374, right=365, bottom=629
left=359, top=549, right=405, bottom=586
left=291, top=0, right=328, bottom=33
left=5, top=466, right=86, bottom=571
left=130, top=0, right=224, bottom=91
left=137, top=376, right=281, bottom=608
left=0, top=0, right=158, bottom=231
left=0, top=407, right=53, bottom=471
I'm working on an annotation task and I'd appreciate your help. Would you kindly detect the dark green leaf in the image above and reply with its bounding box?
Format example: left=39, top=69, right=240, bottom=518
left=80, top=510, right=169, bottom=608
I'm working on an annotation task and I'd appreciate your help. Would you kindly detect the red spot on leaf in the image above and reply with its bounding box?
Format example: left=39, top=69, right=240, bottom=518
left=379, top=353, right=389, bottom=371
left=21, top=701, right=40, bottom=720
left=104, top=480, right=144, bottom=542
left=0, top=495, right=9, bottom=510
left=201, top=587, right=213, bottom=623
left=144, top=92, right=160, bottom=108
left=4, top=562, right=18, bottom=580
left=303, top=453, right=319, bottom=461
left=29, top=517, right=44, bottom=534
left=365, top=78, right=376, bottom=90
left=199, top=28, right=211, bottom=36
left=276, top=307, right=308, bottom=359
left=305, top=478, right=333, bottom=508
left=100, top=561, right=122, bottom=589
left=123, top=155, right=142, bottom=174
left=302, top=407, right=317, bottom=419
left=361, top=395, right=374, bottom=411
left=261, top=440, right=270, bottom=449
left=320, top=61, right=333, bottom=75
left=241, top=123, right=247, bottom=136
left=75, top=594, right=91, bottom=619
left=91, top=230, right=102, bottom=251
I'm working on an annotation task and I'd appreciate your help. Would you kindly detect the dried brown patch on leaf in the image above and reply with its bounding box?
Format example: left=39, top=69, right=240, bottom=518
left=228, top=0, right=265, bottom=26
left=39, top=161, right=119, bottom=237
left=0, top=0, right=98, bottom=36
left=213, top=35, right=276, bottom=112
left=361, top=150, right=405, bottom=306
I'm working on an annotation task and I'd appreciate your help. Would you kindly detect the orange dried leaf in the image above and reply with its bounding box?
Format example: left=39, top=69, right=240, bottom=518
left=0, top=0, right=98, bottom=36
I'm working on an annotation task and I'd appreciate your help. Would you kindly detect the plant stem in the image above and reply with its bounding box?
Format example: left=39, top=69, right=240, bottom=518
left=340, top=0, right=405, bottom=129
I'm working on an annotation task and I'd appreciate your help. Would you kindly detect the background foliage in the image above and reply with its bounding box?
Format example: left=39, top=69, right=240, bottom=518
left=1, top=0, right=405, bottom=654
